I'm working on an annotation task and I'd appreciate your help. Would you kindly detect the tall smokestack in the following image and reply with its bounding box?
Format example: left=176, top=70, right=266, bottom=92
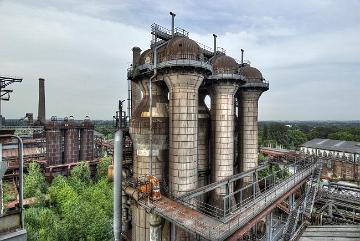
left=38, top=78, right=46, bottom=124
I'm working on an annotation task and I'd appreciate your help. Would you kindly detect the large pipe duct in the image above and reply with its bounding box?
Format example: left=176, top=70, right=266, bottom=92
left=113, top=130, right=123, bottom=241
left=37, top=78, right=46, bottom=124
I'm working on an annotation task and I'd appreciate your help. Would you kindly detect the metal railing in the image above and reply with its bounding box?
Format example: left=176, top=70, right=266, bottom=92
left=0, top=135, right=24, bottom=230
left=174, top=27, right=189, bottom=37
left=181, top=157, right=320, bottom=222
left=199, top=163, right=318, bottom=240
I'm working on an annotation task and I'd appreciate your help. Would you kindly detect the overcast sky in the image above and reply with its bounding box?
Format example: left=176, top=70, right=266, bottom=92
left=0, top=0, right=359, bottom=121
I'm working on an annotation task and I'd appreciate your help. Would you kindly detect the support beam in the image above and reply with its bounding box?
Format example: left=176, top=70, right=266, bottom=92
left=266, top=211, right=273, bottom=241
left=149, top=213, right=162, bottom=241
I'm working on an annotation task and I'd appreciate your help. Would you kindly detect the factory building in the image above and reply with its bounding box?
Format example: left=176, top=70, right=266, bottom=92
left=301, top=138, right=360, bottom=181
left=45, top=116, right=95, bottom=165
left=125, top=16, right=269, bottom=241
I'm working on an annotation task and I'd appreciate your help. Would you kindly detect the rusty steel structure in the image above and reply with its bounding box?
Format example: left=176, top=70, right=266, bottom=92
left=0, top=76, right=23, bottom=127
left=45, top=116, right=94, bottom=165
left=123, top=13, right=272, bottom=241
left=116, top=12, right=360, bottom=241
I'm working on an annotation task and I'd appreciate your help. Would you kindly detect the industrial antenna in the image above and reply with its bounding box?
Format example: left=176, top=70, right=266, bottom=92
left=0, top=76, right=23, bottom=127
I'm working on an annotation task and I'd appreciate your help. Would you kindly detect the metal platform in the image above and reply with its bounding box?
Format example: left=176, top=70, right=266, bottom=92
left=139, top=160, right=319, bottom=240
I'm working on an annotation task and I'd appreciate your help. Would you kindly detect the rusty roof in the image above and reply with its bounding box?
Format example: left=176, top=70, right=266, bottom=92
left=164, top=36, right=202, bottom=61
left=211, top=54, right=238, bottom=74
left=138, top=49, right=153, bottom=65
left=239, top=64, right=263, bottom=82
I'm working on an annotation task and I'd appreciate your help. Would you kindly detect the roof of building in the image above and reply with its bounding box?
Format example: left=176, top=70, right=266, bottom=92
left=299, top=225, right=360, bottom=241
left=301, top=138, right=360, bottom=154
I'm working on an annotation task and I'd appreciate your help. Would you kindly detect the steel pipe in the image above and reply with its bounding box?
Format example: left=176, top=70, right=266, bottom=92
left=113, top=130, right=123, bottom=241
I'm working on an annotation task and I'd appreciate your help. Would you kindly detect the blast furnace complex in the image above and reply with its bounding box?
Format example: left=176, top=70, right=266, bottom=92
left=123, top=15, right=269, bottom=241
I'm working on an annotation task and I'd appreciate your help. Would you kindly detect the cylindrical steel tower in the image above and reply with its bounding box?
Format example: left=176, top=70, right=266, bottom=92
left=237, top=64, right=269, bottom=188
left=80, top=117, right=94, bottom=161
left=159, top=36, right=212, bottom=240
left=63, top=117, right=80, bottom=163
left=45, top=118, right=62, bottom=165
left=208, top=54, right=242, bottom=209
left=129, top=49, right=169, bottom=241
left=160, top=37, right=209, bottom=197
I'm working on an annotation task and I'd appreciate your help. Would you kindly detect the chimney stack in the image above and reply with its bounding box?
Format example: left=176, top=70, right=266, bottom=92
left=38, top=78, right=46, bottom=124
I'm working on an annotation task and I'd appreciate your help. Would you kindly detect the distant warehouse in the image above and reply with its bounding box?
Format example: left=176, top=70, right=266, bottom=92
left=301, top=138, right=360, bottom=163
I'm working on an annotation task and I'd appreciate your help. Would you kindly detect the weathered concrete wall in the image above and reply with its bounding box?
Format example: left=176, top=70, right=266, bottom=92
left=209, top=81, right=238, bottom=208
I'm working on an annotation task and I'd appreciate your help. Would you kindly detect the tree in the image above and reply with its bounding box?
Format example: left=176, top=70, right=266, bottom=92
left=328, top=131, right=355, bottom=141
left=25, top=207, right=64, bottom=241
left=288, top=129, right=307, bottom=149
left=96, top=156, right=112, bottom=181
left=24, top=162, right=47, bottom=199
left=68, top=162, right=91, bottom=192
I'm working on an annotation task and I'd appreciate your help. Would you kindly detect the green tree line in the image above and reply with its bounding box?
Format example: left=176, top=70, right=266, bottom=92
left=259, top=122, right=360, bottom=150
left=8, top=157, right=114, bottom=241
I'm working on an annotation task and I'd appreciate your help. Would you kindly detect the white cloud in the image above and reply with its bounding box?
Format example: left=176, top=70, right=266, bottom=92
left=0, top=1, right=149, bottom=119
left=0, top=0, right=359, bottom=120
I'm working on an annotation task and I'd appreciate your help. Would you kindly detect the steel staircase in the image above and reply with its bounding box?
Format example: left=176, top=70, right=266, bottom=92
left=282, top=160, right=323, bottom=240
left=304, top=160, right=323, bottom=217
